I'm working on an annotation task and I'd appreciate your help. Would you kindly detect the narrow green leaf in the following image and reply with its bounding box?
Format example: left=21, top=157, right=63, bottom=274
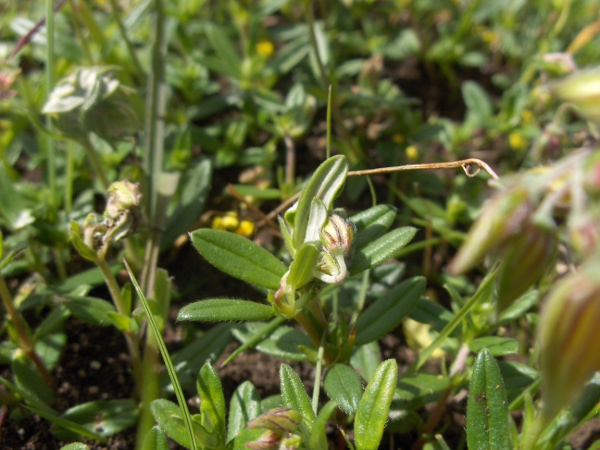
left=62, top=296, right=116, bottom=326
left=288, top=155, right=348, bottom=249
left=351, top=341, right=382, bottom=383
left=350, top=227, right=417, bottom=275
left=142, top=426, right=170, bottom=450
left=350, top=204, right=398, bottom=251
left=34, top=331, right=66, bottom=372
left=205, top=23, right=242, bottom=78
left=393, top=373, right=452, bottom=410
left=286, top=242, right=320, bottom=291
left=233, top=323, right=312, bottom=361
left=227, top=381, right=261, bottom=443
left=12, top=350, right=54, bottom=406
left=197, top=363, right=226, bottom=446
left=178, top=299, right=274, bottom=322
left=50, top=399, right=138, bottom=440
left=309, top=400, right=338, bottom=450
left=59, top=443, right=90, bottom=450
left=354, top=359, right=398, bottom=450
left=466, top=348, right=512, bottom=450
left=190, top=229, right=286, bottom=290
left=324, top=364, right=363, bottom=415
left=468, top=337, right=519, bottom=357
left=356, top=277, right=425, bottom=345
left=150, top=399, right=194, bottom=448
left=222, top=317, right=286, bottom=366
left=280, top=364, right=316, bottom=427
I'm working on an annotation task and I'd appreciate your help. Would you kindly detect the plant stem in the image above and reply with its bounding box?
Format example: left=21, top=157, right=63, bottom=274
left=97, top=259, right=143, bottom=396
left=82, top=138, right=110, bottom=190
left=0, top=275, right=54, bottom=388
left=45, top=0, right=57, bottom=215
left=108, top=0, right=144, bottom=77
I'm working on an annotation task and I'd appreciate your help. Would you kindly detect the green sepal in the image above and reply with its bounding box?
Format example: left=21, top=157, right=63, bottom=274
left=466, top=348, right=512, bottom=450
left=190, top=228, right=287, bottom=291
left=286, top=241, right=321, bottom=291
left=350, top=227, right=417, bottom=275
left=178, top=299, right=275, bottom=322
left=286, top=155, right=348, bottom=249
left=69, top=221, right=98, bottom=263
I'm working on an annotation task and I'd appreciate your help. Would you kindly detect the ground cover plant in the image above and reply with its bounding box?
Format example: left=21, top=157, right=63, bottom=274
left=2, top=0, right=600, bottom=449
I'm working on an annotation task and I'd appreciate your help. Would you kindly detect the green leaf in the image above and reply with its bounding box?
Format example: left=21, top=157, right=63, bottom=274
left=232, top=323, right=312, bottom=361
left=50, top=399, right=138, bottom=440
left=168, top=323, right=233, bottom=393
left=34, top=331, right=66, bottom=372
left=350, top=204, right=398, bottom=251
left=356, top=277, right=425, bottom=345
left=286, top=242, right=321, bottom=290
left=497, top=361, right=538, bottom=403
left=190, top=229, right=286, bottom=290
left=62, top=296, right=116, bottom=326
left=287, top=155, right=348, bottom=249
left=280, top=364, right=316, bottom=427
left=351, top=341, right=382, bottom=383
left=498, top=290, right=539, bottom=325
left=393, top=373, right=452, bottom=410
left=463, top=80, right=494, bottom=125
left=229, top=428, right=265, bottom=450
left=204, top=22, right=242, bottom=78
left=178, top=299, right=275, bottom=322
left=324, top=364, right=363, bottom=415
left=468, top=337, right=519, bottom=357
left=227, top=381, right=261, bottom=443
left=354, top=359, right=398, bottom=450
left=12, top=350, right=54, bottom=405
left=309, top=400, right=338, bottom=450
left=466, top=348, right=512, bottom=450
left=59, top=444, right=90, bottom=450
left=350, top=227, right=417, bottom=275
left=197, top=363, right=226, bottom=446
left=142, top=426, right=170, bottom=450
left=408, top=298, right=455, bottom=333
left=162, top=158, right=212, bottom=250
left=151, top=399, right=197, bottom=448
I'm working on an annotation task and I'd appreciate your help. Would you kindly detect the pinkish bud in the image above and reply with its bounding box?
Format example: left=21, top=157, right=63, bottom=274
left=246, top=430, right=281, bottom=450
left=320, top=215, right=356, bottom=255
left=538, top=263, right=600, bottom=419
left=247, top=408, right=302, bottom=435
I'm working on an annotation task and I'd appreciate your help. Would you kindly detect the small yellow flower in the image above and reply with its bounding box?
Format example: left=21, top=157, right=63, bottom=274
left=509, top=132, right=527, bottom=151
left=521, top=109, right=533, bottom=125
left=256, top=39, right=275, bottom=57
left=211, top=212, right=240, bottom=231
left=406, top=145, right=419, bottom=161
left=235, top=220, right=255, bottom=238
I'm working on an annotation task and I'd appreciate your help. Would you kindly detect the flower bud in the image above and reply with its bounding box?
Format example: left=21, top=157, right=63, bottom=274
left=447, top=186, right=532, bottom=275
left=247, top=408, right=302, bottom=436
left=105, top=180, right=141, bottom=220
left=246, top=430, right=281, bottom=450
left=496, top=224, right=557, bottom=312
left=550, top=68, right=600, bottom=122
left=538, top=263, right=600, bottom=419
left=320, top=214, right=356, bottom=255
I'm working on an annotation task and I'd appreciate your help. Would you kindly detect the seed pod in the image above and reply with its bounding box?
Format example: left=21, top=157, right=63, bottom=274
left=447, top=186, right=532, bottom=275
left=496, top=223, right=557, bottom=312
left=538, top=263, right=600, bottom=419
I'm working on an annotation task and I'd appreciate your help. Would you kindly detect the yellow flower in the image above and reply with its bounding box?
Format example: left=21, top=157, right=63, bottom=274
left=521, top=109, right=533, bottom=125
left=509, top=132, right=527, bottom=151
left=211, top=212, right=239, bottom=231
left=256, top=39, right=275, bottom=57
left=406, top=145, right=419, bottom=161
left=235, top=220, right=255, bottom=238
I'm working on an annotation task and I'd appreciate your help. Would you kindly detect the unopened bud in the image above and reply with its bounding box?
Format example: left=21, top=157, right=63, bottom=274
left=551, top=68, right=600, bottom=122
left=447, top=186, right=532, bottom=275
left=538, top=263, right=600, bottom=419
left=496, top=224, right=557, bottom=311
left=247, top=408, right=302, bottom=435
left=105, top=180, right=141, bottom=220
left=320, top=215, right=355, bottom=255
left=246, top=430, right=281, bottom=450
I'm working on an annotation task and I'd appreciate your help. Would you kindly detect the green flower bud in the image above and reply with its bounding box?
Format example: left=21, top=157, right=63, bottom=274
left=320, top=214, right=356, bottom=255
left=105, top=180, right=142, bottom=220
left=447, top=186, right=532, bottom=275
left=247, top=408, right=302, bottom=435
left=538, top=263, right=600, bottom=419
left=496, top=223, right=557, bottom=312
left=551, top=68, right=600, bottom=122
